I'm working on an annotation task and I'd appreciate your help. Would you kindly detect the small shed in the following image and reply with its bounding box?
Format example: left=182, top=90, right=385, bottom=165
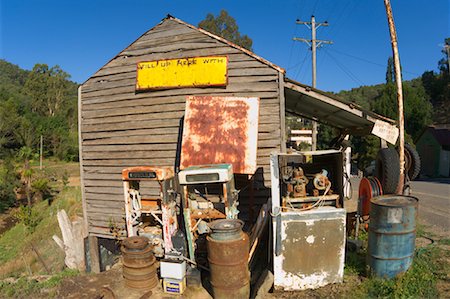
left=416, top=125, right=450, bottom=177
left=78, top=15, right=395, bottom=269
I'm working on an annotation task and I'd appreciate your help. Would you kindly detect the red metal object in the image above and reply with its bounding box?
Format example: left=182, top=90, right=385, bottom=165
left=180, top=96, right=259, bottom=174
left=359, top=177, right=383, bottom=216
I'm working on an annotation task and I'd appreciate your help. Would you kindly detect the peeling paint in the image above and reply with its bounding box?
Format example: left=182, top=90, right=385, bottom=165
left=273, top=208, right=346, bottom=290
left=305, top=220, right=315, bottom=226
left=306, top=235, right=315, bottom=244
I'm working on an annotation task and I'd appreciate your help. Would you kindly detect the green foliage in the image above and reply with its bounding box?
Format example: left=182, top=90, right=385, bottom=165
left=0, top=186, right=81, bottom=266
left=345, top=227, right=447, bottom=299
left=438, top=37, right=449, bottom=74
left=0, top=59, right=78, bottom=162
left=337, top=84, right=385, bottom=110
left=421, top=39, right=450, bottom=126
left=32, top=177, right=53, bottom=201
left=62, top=170, right=69, bottom=188
left=14, top=205, right=42, bottom=233
left=0, top=222, right=27, bottom=264
left=0, top=158, right=19, bottom=213
left=24, top=64, right=71, bottom=117
left=345, top=250, right=366, bottom=276
left=0, top=268, right=79, bottom=298
left=438, top=238, right=450, bottom=246
left=372, top=82, right=397, bottom=119
left=356, top=246, right=442, bottom=298
left=351, top=135, right=380, bottom=170
left=403, top=80, right=433, bottom=139
left=317, top=124, right=336, bottom=150
left=199, top=10, right=253, bottom=51
left=386, top=57, right=395, bottom=84
left=337, top=53, right=441, bottom=170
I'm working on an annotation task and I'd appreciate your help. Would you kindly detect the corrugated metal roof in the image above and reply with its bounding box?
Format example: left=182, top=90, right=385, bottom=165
left=284, top=78, right=397, bottom=135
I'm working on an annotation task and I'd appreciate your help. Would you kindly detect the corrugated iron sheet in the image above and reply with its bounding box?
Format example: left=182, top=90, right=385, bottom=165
left=180, top=96, right=259, bottom=174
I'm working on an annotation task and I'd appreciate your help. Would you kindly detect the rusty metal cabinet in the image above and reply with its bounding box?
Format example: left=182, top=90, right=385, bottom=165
left=270, top=152, right=346, bottom=290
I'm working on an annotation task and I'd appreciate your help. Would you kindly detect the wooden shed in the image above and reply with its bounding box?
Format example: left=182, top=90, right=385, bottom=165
left=79, top=15, right=396, bottom=269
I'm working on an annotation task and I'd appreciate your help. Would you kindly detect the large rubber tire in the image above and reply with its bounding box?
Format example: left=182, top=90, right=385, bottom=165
left=403, top=143, right=421, bottom=181
left=375, top=148, right=400, bottom=194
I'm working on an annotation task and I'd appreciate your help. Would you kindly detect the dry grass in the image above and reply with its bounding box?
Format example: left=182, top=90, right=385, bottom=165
left=0, top=187, right=82, bottom=279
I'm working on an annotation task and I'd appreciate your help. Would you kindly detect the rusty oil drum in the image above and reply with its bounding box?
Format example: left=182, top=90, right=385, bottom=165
left=121, top=236, right=158, bottom=290
left=207, top=219, right=250, bottom=299
left=368, top=195, right=418, bottom=278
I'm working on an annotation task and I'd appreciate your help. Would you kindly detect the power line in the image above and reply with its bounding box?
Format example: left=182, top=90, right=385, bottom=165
left=326, top=0, right=353, bottom=36
left=311, top=0, right=320, bottom=15
left=287, top=22, right=300, bottom=72
left=325, top=0, right=340, bottom=23
left=329, top=48, right=419, bottom=76
left=294, top=51, right=311, bottom=81
left=323, top=49, right=365, bottom=86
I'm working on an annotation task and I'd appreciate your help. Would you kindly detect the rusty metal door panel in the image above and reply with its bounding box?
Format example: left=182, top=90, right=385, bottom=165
left=181, top=96, right=259, bottom=174
left=273, top=207, right=346, bottom=290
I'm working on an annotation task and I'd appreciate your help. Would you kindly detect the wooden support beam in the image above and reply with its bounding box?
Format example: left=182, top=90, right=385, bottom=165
left=88, top=235, right=101, bottom=273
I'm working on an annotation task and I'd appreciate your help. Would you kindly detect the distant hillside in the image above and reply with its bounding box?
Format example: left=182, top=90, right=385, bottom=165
left=336, top=84, right=385, bottom=110
left=0, top=59, right=79, bottom=160
left=0, top=60, right=30, bottom=103
left=319, top=69, right=448, bottom=170
left=336, top=76, right=449, bottom=126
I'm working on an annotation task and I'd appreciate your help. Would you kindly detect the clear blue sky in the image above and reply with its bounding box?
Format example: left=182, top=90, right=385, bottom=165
left=1, top=0, right=448, bottom=92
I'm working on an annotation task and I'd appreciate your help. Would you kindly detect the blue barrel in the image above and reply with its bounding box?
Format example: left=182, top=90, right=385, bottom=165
left=368, top=195, right=418, bottom=278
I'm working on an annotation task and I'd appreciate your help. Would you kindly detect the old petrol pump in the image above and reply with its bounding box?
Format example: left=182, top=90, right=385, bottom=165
left=122, top=166, right=179, bottom=257
left=177, top=164, right=239, bottom=262
left=270, top=150, right=347, bottom=290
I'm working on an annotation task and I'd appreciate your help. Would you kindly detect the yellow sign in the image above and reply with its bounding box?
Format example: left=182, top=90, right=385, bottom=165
left=136, top=56, right=228, bottom=90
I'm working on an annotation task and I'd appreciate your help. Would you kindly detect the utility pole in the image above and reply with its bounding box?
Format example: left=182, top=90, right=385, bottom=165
left=384, top=0, right=405, bottom=194
left=294, top=16, right=333, bottom=150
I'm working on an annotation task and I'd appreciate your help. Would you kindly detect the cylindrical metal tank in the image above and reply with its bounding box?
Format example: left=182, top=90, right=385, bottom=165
left=368, top=195, right=418, bottom=278
left=121, top=236, right=158, bottom=290
left=207, top=219, right=250, bottom=299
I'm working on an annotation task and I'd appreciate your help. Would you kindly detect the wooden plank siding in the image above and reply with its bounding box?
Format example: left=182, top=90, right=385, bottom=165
left=80, top=18, right=283, bottom=238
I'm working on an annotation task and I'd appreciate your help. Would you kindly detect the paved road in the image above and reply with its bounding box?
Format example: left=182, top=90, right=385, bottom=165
left=410, top=179, right=450, bottom=234
left=348, top=178, right=449, bottom=235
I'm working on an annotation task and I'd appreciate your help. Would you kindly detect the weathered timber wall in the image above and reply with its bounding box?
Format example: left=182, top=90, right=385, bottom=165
left=80, top=19, right=282, bottom=238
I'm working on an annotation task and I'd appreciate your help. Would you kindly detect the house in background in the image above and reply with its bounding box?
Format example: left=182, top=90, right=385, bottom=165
left=416, top=125, right=450, bottom=177
left=289, top=129, right=313, bottom=147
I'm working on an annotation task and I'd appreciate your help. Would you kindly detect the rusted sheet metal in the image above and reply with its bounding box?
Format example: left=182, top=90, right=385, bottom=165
left=181, top=96, right=259, bottom=174
left=207, top=220, right=250, bottom=299
left=122, top=166, right=174, bottom=181
left=273, top=207, right=346, bottom=290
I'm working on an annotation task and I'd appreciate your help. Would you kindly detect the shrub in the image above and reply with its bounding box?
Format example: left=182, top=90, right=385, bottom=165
left=0, top=159, right=19, bottom=212
left=14, top=205, right=42, bottom=233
